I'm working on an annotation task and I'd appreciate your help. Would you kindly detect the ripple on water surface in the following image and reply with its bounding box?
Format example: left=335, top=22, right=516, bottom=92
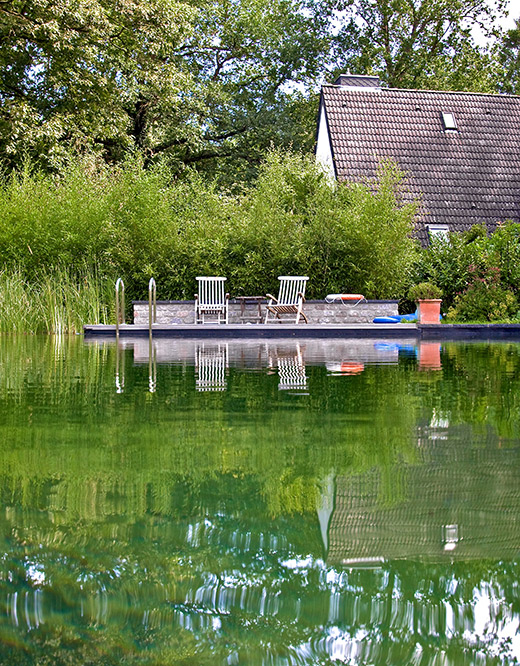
left=0, top=335, right=519, bottom=664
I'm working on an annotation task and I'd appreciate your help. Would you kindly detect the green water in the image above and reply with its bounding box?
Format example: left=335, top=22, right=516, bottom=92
left=0, top=336, right=519, bottom=665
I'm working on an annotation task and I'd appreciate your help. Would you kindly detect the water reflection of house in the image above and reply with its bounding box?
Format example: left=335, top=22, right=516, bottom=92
left=322, top=442, right=520, bottom=564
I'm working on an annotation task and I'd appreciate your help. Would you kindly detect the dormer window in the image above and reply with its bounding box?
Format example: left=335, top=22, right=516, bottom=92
left=428, top=224, right=449, bottom=240
left=442, top=112, right=457, bottom=131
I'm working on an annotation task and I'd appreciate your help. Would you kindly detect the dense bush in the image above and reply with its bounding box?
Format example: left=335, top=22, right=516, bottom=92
left=0, top=153, right=419, bottom=311
left=4, top=152, right=520, bottom=329
left=415, top=222, right=520, bottom=320
left=446, top=265, right=518, bottom=322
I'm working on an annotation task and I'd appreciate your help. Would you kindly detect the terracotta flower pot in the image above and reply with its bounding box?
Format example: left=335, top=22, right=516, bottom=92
left=417, top=299, right=442, bottom=324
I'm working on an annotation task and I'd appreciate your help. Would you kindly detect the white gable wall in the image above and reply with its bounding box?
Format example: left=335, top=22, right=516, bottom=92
left=315, top=103, right=336, bottom=181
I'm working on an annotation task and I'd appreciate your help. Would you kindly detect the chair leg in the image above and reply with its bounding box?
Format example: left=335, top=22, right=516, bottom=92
left=295, top=308, right=308, bottom=324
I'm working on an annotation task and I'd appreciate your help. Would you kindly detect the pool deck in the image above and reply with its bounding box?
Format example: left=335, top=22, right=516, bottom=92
left=83, top=323, right=520, bottom=340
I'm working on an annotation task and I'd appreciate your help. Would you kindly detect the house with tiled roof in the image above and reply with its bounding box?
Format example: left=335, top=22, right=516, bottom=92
left=316, top=75, right=520, bottom=245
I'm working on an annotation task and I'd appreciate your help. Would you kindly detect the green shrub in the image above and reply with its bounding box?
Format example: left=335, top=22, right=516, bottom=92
left=335, top=159, right=419, bottom=299
left=415, top=221, right=520, bottom=311
left=225, top=152, right=419, bottom=299
left=408, top=281, right=442, bottom=301
left=0, top=152, right=419, bottom=309
left=446, top=265, right=519, bottom=322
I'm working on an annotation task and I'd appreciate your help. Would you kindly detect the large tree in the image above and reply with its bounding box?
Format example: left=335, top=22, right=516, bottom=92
left=0, top=0, right=196, bottom=169
left=0, top=0, right=329, bottom=179
left=497, top=17, right=520, bottom=94
left=136, top=0, right=330, bottom=181
left=329, top=0, right=506, bottom=91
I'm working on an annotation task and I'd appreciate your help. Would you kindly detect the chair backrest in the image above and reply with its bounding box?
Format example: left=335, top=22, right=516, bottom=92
left=196, top=277, right=227, bottom=306
left=277, top=276, right=308, bottom=305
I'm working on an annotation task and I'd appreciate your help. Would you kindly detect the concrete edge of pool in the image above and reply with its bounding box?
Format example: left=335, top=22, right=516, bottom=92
left=83, top=323, right=520, bottom=340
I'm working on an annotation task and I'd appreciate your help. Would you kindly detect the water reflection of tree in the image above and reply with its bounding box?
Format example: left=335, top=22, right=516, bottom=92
left=0, top=335, right=421, bottom=517
left=0, top=492, right=519, bottom=664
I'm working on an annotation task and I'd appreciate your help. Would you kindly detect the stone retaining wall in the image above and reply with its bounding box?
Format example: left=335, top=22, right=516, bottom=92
left=133, top=299, right=399, bottom=325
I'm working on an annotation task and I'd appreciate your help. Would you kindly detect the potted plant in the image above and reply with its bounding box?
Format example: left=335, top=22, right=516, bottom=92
left=408, top=282, right=443, bottom=324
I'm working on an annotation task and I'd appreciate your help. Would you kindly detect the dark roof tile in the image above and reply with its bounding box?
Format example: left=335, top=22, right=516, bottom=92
left=321, top=86, right=520, bottom=244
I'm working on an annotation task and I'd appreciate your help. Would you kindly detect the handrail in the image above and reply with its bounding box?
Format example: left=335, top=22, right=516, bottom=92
left=115, top=278, right=125, bottom=337
left=148, top=277, right=157, bottom=335
left=148, top=277, right=157, bottom=390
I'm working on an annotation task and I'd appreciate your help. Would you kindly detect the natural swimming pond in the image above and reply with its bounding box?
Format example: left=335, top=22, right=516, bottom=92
left=0, top=335, right=519, bottom=665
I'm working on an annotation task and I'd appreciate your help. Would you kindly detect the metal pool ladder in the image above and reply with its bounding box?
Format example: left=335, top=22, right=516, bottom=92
left=148, top=277, right=157, bottom=334
left=115, top=278, right=125, bottom=338
left=116, top=276, right=157, bottom=337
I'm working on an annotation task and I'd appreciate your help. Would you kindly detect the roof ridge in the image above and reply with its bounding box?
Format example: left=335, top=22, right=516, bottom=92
left=321, top=84, right=520, bottom=99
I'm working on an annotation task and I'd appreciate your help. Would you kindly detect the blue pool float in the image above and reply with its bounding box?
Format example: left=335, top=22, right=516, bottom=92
left=373, top=312, right=418, bottom=324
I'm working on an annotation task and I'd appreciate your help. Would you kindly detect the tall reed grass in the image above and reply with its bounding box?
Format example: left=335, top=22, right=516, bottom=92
left=0, top=266, right=112, bottom=334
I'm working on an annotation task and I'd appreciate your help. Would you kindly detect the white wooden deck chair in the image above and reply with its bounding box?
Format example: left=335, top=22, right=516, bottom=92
left=265, top=276, right=309, bottom=324
left=195, top=277, right=229, bottom=324
left=195, top=343, right=228, bottom=391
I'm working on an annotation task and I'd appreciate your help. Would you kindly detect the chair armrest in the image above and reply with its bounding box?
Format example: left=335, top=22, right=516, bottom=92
left=225, top=293, right=230, bottom=300
left=297, top=292, right=306, bottom=302
left=266, top=293, right=278, bottom=303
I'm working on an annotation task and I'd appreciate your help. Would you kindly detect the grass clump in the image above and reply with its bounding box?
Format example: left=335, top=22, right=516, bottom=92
left=0, top=266, right=112, bottom=334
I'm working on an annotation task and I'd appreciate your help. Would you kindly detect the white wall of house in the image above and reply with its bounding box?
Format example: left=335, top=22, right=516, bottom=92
left=315, top=104, right=335, bottom=181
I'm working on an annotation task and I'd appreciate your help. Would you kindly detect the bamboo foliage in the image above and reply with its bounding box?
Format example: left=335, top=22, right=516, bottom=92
left=0, top=154, right=419, bottom=308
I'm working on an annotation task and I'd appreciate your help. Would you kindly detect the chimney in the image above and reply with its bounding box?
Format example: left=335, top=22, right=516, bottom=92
left=334, top=74, right=381, bottom=90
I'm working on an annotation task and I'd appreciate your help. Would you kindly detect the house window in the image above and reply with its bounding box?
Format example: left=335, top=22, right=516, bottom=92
left=428, top=224, right=449, bottom=240
left=442, top=112, right=457, bottom=131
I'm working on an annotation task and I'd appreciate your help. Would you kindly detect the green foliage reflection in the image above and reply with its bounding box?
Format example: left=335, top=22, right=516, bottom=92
left=0, top=337, right=519, bottom=663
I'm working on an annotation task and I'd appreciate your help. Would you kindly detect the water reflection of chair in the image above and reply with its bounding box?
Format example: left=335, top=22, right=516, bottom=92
left=268, top=343, right=308, bottom=391
left=195, top=343, right=229, bottom=391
